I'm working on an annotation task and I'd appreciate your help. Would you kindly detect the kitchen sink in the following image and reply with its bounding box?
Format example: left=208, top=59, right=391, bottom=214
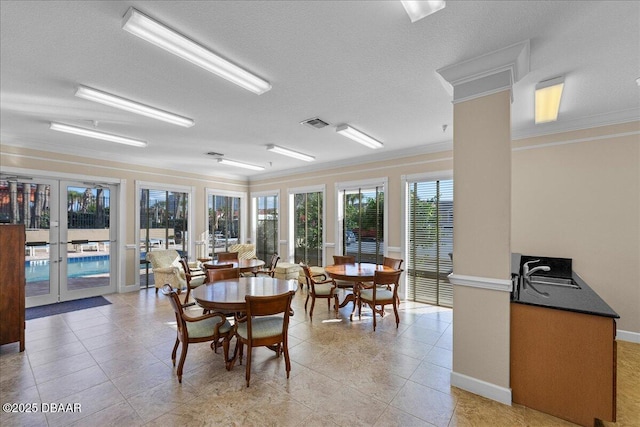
left=529, top=276, right=580, bottom=289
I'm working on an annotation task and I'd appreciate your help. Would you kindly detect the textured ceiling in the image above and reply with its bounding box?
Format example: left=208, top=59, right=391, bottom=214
left=1, top=1, right=638, bottom=180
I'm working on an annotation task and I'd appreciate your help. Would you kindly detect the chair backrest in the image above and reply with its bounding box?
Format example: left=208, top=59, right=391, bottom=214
left=299, top=263, right=316, bottom=285
left=217, top=252, right=239, bottom=262
left=245, top=290, right=295, bottom=319
left=178, top=258, right=191, bottom=283
left=373, top=269, right=403, bottom=290
left=333, top=255, right=355, bottom=265
left=268, top=253, right=280, bottom=271
left=206, top=266, right=239, bottom=283
left=382, top=257, right=403, bottom=270
left=162, top=284, right=186, bottom=334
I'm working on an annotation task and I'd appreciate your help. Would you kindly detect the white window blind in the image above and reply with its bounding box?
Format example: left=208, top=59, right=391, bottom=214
left=407, top=179, right=453, bottom=307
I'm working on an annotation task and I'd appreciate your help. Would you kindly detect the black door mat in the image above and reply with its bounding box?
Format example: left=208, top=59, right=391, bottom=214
left=26, top=296, right=112, bottom=320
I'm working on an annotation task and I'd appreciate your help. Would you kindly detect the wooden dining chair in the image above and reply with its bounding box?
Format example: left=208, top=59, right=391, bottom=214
left=205, top=265, right=239, bottom=283
left=381, top=257, right=403, bottom=304
left=333, top=255, right=355, bottom=265
left=254, top=253, right=280, bottom=277
left=300, top=263, right=338, bottom=320
left=234, top=290, right=296, bottom=387
left=382, top=257, right=403, bottom=270
left=331, top=254, right=357, bottom=294
left=178, top=258, right=206, bottom=305
left=217, top=252, right=239, bottom=262
left=162, top=284, right=232, bottom=383
left=357, top=269, right=403, bottom=331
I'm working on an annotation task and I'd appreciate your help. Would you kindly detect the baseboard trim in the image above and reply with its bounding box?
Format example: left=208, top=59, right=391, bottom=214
left=120, top=283, right=140, bottom=293
left=450, top=371, right=512, bottom=405
left=617, top=329, right=640, bottom=343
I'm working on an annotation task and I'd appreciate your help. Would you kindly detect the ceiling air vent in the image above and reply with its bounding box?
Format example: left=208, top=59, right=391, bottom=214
left=300, top=117, right=330, bottom=129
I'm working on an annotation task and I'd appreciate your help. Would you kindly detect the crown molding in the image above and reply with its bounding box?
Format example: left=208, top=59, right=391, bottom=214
left=512, top=109, right=640, bottom=140
left=437, top=40, right=530, bottom=103
left=249, top=139, right=453, bottom=182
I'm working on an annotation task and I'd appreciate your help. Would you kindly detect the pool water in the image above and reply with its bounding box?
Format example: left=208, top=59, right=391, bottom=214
left=25, top=256, right=110, bottom=282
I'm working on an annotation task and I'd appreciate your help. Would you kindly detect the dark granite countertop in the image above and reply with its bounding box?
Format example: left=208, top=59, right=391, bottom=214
left=511, top=253, right=619, bottom=318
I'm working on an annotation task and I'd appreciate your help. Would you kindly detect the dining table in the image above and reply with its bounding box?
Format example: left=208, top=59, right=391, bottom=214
left=193, top=276, right=297, bottom=369
left=203, top=258, right=265, bottom=274
left=324, top=262, right=397, bottom=320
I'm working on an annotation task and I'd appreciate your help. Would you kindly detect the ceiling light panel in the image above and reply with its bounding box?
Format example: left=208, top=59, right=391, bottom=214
left=75, top=85, right=194, bottom=127
left=401, top=1, right=446, bottom=23
left=336, top=124, right=384, bottom=149
left=49, top=122, right=147, bottom=147
left=122, top=8, right=271, bottom=95
left=266, top=144, right=315, bottom=162
left=535, top=76, right=564, bottom=124
left=217, top=158, right=265, bottom=171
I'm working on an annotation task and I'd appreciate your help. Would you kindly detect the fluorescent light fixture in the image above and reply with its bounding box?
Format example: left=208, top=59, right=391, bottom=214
left=75, top=85, right=194, bottom=127
left=217, top=158, right=265, bottom=171
left=266, top=144, right=315, bottom=162
left=122, top=7, right=271, bottom=95
left=535, top=76, right=564, bottom=124
left=336, top=124, right=383, bottom=149
left=401, top=1, right=446, bottom=23
left=49, top=122, right=147, bottom=147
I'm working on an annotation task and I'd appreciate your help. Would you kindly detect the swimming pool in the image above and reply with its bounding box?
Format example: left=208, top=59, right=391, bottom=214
left=25, top=256, right=110, bottom=282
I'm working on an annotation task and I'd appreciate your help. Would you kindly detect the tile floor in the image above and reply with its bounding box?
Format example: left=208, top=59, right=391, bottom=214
left=1, top=287, right=638, bottom=426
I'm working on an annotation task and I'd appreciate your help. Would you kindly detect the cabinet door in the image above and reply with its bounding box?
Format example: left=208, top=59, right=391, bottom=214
left=0, top=224, right=26, bottom=349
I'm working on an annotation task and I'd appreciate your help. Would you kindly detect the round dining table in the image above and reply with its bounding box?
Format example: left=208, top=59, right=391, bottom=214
left=193, top=276, right=297, bottom=312
left=324, top=262, right=397, bottom=319
left=193, top=276, right=297, bottom=369
left=203, top=258, right=265, bottom=274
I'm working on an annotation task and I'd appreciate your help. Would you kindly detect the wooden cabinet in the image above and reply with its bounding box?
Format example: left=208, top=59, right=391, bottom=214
left=0, top=224, right=26, bottom=351
left=511, top=303, right=616, bottom=426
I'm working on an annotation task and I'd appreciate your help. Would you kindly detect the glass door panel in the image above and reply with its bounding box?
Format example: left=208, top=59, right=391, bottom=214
left=0, top=178, right=59, bottom=307
left=60, top=182, right=115, bottom=300
left=342, top=187, right=384, bottom=264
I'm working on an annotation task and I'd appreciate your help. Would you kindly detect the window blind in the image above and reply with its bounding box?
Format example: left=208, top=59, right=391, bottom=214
left=407, top=179, right=453, bottom=307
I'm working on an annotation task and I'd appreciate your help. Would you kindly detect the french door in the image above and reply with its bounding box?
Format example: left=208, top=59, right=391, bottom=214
left=0, top=178, right=117, bottom=307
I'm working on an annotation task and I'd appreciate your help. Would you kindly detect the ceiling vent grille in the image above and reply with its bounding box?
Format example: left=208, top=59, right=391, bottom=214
left=300, top=117, right=330, bottom=129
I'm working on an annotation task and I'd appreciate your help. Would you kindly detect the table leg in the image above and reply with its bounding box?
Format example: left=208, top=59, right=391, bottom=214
left=348, top=282, right=362, bottom=321
left=226, top=336, right=240, bottom=371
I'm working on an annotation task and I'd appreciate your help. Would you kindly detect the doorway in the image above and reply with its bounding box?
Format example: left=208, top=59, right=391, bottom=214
left=0, top=178, right=117, bottom=307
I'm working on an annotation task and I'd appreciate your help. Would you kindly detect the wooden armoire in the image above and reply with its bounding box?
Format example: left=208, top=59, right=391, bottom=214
left=0, top=224, right=26, bottom=351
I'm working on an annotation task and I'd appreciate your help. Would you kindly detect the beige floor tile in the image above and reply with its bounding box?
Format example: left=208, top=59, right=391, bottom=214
left=2, top=287, right=638, bottom=427
left=68, top=401, right=145, bottom=427
left=37, top=364, right=109, bottom=402
left=391, top=380, right=457, bottom=427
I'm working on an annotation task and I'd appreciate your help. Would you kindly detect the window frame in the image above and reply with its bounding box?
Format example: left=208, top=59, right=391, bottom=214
left=401, top=171, right=453, bottom=305
left=288, top=184, right=325, bottom=265
left=250, top=189, right=280, bottom=262
left=335, top=177, right=388, bottom=260
left=205, top=188, right=247, bottom=257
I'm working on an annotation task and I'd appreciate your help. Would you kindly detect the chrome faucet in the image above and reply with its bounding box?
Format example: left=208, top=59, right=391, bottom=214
left=522, top=259, right=551, bottom=298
